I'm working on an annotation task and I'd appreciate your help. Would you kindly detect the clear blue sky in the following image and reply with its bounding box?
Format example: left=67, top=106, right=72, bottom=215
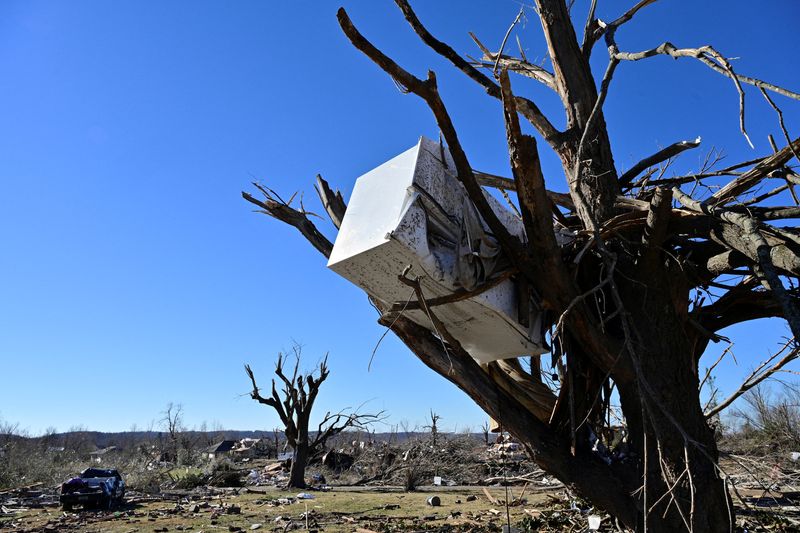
left=1, top=1, right=798, bottom=434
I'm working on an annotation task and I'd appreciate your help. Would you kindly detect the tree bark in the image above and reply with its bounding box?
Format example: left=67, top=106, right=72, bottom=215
left=536, top=0, right=620, bottom=227
left=288, top=424, right=309, bottom=489
left=613, top=260, right=734, bottom=531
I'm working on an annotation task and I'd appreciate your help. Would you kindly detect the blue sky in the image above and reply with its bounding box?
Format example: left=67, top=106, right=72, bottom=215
left=1, top=1, right=798, bottom=434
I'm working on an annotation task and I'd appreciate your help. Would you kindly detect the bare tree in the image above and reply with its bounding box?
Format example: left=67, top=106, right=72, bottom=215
left=480, top=420, right=490, bottom=446
left=424, top=410, right=441, bottom=447
left=245, top=345, right=384, bottom=488
left=243, top=1, right=800, bottom=530
left=160, top=402, right=184, bottom=462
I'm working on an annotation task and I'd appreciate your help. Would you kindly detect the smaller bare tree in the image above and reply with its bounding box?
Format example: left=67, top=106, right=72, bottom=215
left=424, top=410, right=441, bottom=447
left=480, top=420, right=490, bottom=446
left=160, top=402, right=185, bottom=462
left=245, top=345, right=384, bottom=488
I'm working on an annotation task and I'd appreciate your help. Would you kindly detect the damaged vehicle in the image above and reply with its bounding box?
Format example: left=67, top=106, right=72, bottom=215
left=59, top=468, right=125, bottom=510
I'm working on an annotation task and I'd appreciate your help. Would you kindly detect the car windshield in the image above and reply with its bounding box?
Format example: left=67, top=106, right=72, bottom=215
left=80, top=468, right=118, bottom=479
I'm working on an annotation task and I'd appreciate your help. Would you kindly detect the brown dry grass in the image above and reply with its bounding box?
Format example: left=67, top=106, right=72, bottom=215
left=3, top=486, right=555, bottom=533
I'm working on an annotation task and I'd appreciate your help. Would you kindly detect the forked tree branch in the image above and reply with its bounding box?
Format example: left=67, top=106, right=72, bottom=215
left=583, top=0, right=659, bottom=56
left=242, top=185, right=333, bottom=257
left=392, top=0, right=561, bottom=143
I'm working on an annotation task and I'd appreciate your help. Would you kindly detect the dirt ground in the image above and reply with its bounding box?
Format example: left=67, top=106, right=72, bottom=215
left=5, top=484, right=800, bottom=531
left=1, top=486, right=568, bottom=533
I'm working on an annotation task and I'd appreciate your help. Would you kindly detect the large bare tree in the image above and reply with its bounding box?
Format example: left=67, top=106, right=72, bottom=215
left=245, top=345, right=383, bottom=488
left=243, top=2, right=799, bottom=530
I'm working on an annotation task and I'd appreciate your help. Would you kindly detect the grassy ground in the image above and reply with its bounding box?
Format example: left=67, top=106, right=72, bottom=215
left=2, top=486, right=557, bottom=533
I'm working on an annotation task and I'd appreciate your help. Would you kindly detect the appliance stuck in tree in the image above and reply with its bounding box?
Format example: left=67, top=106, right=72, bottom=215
left=328, top=137, right=567, bottom=364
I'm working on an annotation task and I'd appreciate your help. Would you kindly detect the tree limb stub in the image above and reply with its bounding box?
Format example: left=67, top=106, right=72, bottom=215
left=314, top=175, right=346, bottom=230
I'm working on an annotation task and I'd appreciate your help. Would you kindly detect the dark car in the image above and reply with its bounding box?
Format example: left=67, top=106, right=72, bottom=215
left=59, top=468, right=125, bottom=510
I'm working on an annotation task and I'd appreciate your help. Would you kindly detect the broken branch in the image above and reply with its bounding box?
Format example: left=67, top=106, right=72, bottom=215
left=619, top=138, right=701, bottom=187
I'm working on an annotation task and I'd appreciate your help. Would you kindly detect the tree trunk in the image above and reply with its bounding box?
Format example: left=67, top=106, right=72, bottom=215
left=288, top=440, right=309, bottom=489
left=614, top=264, right=734, bottom=531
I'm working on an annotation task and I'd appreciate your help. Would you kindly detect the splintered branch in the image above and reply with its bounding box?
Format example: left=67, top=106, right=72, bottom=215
left=314, top=175, right=346, bottom=229
left=709, top=137, right=800, bottom=205
left=243, top=184, right=333, bottom=258
left=499, top=68, right=573, bottom=308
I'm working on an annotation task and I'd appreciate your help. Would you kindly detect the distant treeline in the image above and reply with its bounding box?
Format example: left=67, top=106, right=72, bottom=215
left=11, top=430, right=483, bottom=450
